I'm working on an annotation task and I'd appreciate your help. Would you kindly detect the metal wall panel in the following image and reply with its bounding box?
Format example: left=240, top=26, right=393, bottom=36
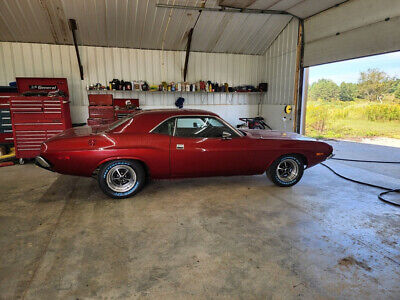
left=263, top=18, right=298, bottom=105
left=0, top=41, right=263, bottom=124
left=304, top=0, right=400, bottom=67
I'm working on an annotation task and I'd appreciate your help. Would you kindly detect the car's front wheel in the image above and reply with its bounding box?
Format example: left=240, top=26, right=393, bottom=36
left=267, top=155, right=304, bottom=187
left=98, top=160, right=145, bottom=199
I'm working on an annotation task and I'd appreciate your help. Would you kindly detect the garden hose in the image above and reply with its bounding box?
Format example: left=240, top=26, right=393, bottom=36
left=321, top=157, right=400, bottom=207
left=331, top=157, right=400, bottom=164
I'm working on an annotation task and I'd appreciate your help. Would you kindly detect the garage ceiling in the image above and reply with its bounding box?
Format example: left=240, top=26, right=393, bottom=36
left=0, top=0, right=346, bottom=55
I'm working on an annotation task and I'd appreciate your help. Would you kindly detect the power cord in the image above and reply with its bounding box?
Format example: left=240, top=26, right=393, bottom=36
left=321, top=157, right=400, bottom=207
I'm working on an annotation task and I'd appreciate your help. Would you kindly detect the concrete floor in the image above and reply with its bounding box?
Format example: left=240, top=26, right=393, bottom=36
left=0, top=141, right=399, bottom=299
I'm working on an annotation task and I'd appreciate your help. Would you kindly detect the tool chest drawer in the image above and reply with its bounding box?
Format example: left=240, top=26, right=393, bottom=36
left=88, top=94, right=113, bottom=106
left=87, top=118, right=115, bottom=126
left=0, top=109, right=12, bottom=133
left=88, top=106, right=115, bottom=119
left=10, top=96, right=72, bottom=159
left=14, top=129, right=63, bottom=154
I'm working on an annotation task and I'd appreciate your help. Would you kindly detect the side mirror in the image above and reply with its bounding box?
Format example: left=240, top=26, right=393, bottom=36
left=222, top=131, right=232, bottom=140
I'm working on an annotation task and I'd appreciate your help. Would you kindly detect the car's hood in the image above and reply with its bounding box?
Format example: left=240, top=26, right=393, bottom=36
left=242, top=129, right=315, bottom=141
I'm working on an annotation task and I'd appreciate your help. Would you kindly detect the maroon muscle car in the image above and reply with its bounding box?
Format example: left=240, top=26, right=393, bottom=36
left=35, top=109, right=333, bottom=198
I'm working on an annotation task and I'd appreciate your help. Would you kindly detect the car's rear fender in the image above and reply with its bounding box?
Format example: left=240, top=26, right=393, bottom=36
left=95, top=156, right=150, bottom=177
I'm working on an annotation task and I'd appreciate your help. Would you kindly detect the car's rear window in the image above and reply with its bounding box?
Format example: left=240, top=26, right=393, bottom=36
left=107, top=116, right=133, bottom=131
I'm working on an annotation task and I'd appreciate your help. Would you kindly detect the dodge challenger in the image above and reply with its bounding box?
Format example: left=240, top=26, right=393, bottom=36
left=35, top=109, right=333, bottom=198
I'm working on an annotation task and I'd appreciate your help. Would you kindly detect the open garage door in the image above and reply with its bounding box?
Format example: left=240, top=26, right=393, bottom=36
left=303, top=0, right=400, bottom=67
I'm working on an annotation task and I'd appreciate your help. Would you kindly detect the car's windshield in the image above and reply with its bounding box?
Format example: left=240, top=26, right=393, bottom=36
left=106, top=116, right=133, bottom=131
left=238, top=129, right=247, bottom=136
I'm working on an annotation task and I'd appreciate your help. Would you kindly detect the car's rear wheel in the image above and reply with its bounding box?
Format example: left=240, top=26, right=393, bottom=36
left=267, top=155, right=304, bottom=187
left=98, top=160, right=145, bottom=199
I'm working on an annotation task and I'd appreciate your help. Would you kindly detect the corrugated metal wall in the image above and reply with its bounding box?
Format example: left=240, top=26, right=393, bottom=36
left=259, top=18, right=299, bottom=132
left=0, top=41, right=264, bottom=124
left=263, top=18, right=298, bottom=105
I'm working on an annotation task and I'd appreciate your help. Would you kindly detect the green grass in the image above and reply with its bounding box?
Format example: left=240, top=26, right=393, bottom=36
left=305, top=100, right=400, bottom=140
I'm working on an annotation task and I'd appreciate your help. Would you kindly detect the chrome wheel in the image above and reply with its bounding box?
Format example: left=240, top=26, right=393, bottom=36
left=106, top=165, right=137, bottom=193
left=276, top=158, right=299, bottom=183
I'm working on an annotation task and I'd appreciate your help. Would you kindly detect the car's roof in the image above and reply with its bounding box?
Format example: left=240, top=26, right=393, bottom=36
left=112, top=109, right=220, bottom=133
left=135, top=109, right=219, bottom=118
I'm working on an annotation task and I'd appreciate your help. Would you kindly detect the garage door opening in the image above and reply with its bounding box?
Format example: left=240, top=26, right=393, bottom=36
left=304, top=51, right=400, bottom=147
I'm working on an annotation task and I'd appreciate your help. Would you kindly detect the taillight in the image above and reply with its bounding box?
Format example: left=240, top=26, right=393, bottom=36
left=41, top=143, right=48, bottom=153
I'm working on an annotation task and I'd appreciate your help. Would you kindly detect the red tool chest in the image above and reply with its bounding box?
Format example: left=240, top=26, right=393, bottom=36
left=113, top=98, right=139, bottom=108
left=0, top=87, right=18, bottom=145
left=88, top=106, right=115, bottom=119
left=87, top=118, right=115, bottom=126
left=0, top=98, right=13, bottom=145
left=115, top=108, right=141, bottom=119
left=88, top=94, right=113, bottom=106
left=114, top=98, right=140, bottom=119
left=87, top=94, right=116, bottom=127
left=9, top=78, right=72, bottom=160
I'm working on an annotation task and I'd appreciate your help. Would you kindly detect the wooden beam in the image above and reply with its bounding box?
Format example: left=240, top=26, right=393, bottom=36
left=156, top=3, right=300, bottom=19
left=183, top=28, right=194, bottom=82
left=293, top=19, right=304, bottom=133
left=68, top=19, right=84, bottom=80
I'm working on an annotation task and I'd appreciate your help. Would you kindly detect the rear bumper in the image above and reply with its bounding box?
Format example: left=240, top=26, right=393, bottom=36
left=35, top=156, right=53, bottom=171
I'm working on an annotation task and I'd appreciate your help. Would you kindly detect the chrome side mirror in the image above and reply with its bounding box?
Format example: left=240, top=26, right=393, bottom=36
left=222, top=131, right=232, bottom=140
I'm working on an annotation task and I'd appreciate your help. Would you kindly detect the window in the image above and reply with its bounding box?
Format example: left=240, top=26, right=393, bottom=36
left=152, top=117, right=175, bottom=135
left=175, top=117, right=238, bottom=138
left=107, top=116, right=133, bottom=131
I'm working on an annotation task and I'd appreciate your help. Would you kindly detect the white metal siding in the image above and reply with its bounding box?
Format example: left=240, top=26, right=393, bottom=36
left=253, top=18, right=299, bottom=132
left=304, top=0, right=400, bottom=66
left=0, top=41, right=263, bottom=124
left=263, top=18, right=298, bottom=105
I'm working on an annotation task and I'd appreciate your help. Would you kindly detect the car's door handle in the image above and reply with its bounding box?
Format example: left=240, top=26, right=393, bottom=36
left=176, top=144, right=184, bottom=150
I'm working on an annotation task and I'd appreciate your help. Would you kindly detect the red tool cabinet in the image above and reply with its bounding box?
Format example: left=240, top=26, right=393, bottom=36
left=88, top=106, right=115, bottom=119
left=0, top=98, right=13, bottom=145
left=114, top=98, right=140, bottom=119
left=88, top=94, right=113, bottom=106
left=113, top=98, right=139, bottom=108
left=9, top=78, right=72, bottom=160
left=10, top=97, right=72, bottom=159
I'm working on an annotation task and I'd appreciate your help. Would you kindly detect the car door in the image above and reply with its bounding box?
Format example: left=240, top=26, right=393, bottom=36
left=146, top=117, right=175, bottom=178
left=170, top=116, right=251, bottom=178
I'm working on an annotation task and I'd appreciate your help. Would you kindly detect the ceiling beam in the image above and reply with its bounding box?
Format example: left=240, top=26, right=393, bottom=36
left=155, top=3, right=301, bottom=19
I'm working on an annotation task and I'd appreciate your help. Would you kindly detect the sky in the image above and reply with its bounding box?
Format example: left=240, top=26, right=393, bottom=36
left=308, top=51, right=400, bottom=85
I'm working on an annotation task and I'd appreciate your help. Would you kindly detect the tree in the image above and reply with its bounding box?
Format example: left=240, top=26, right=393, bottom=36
left=358, top=68, right=389, bottom=101
left=387, top=78, right=400, bottom=93
left=339, top=82, right=358, bottom=101
left=308, top=79, right=339, bottom=101
left=395, top=84, right=400, bottom=99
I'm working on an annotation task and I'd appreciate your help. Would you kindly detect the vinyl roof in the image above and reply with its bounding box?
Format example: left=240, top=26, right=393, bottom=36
left=0, top=0, right=347, bottom=55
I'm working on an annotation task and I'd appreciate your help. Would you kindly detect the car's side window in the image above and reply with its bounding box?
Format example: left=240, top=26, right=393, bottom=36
left=152, top=118, right=175, bottom=136
left=174, top=117, right=238, bottom=138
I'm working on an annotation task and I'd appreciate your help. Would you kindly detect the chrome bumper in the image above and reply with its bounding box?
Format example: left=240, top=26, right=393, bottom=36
left=35, top=156, right=52, bottom=171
